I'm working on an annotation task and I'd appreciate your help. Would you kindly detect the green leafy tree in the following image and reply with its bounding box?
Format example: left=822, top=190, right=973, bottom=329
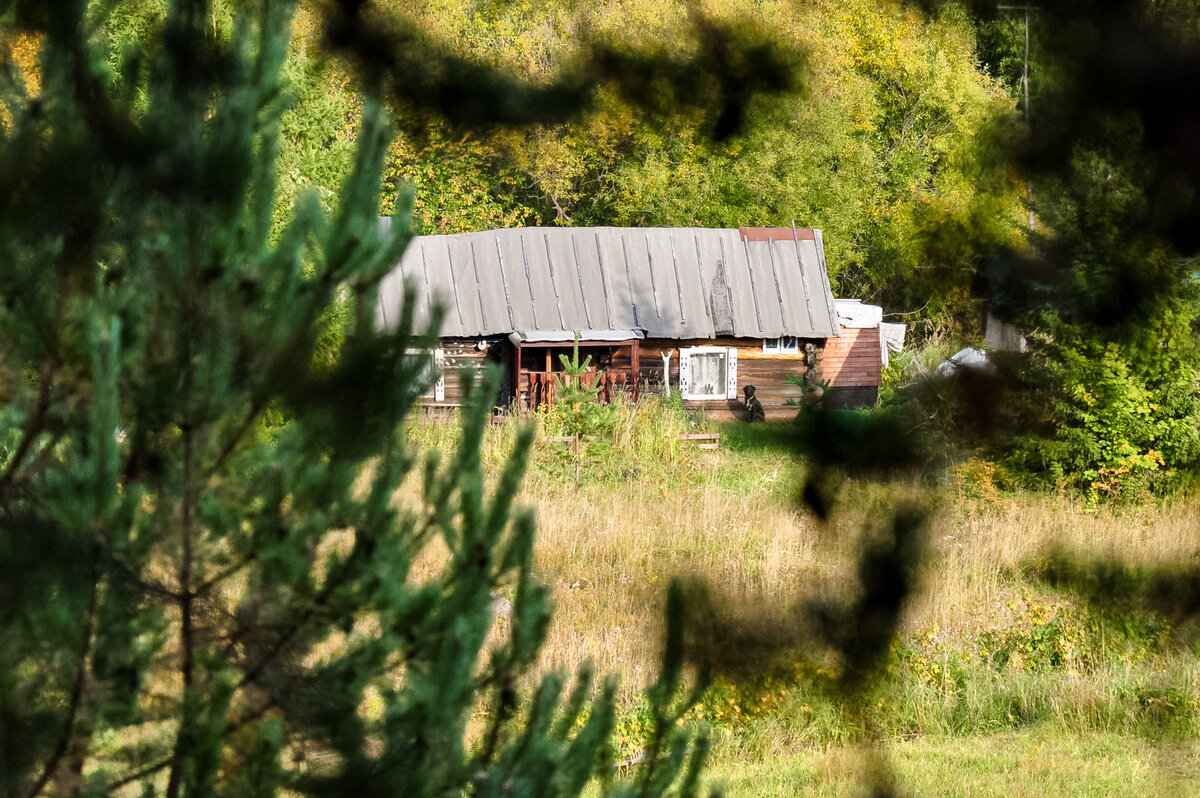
left=999, top=145, right=1200, bottom=497
left=0, top=1, right=732, bottom=795
left=272, top=0, right=1023, bottom=330
left=971, top=1, right=1200, bottom=496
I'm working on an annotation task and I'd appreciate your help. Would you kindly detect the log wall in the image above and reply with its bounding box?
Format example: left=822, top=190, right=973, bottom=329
left=636, top=337, right=819, bottom=421
left=416, top=339, right=506, bottom=415
left=420, top=332, right=885, bottom=418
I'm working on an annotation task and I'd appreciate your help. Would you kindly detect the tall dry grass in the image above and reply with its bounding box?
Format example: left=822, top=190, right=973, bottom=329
left=913, top=496, right=1200, bottom=641
left=402, top=414, right=1200, bottom=705
left=530, top=482, right=1200, bottom=698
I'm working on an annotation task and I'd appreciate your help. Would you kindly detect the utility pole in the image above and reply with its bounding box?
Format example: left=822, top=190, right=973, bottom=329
left=998, top=5, right=1039, bottom=229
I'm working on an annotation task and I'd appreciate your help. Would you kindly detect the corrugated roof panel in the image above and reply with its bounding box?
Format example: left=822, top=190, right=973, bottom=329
left=713, top=230, right=759, bottom=336
left=375, top=266, right=398, bottom=330
left=375, top=217, right=419, bottom=333
left=443, top=236, right=480, bottom=332
left=543, top=232, right=590, bottom=330
left=744, top=239, right=786, bottom=336
left=692, top=230, right=736, bottom=335
left=645, top=232, right=680, bottom=332
left=570, top=231, right=614, bottom=329
left=669, top=229, right=715, bottom=337
left=378, top=224, right=841, bottom=340
left=514, top=329, right=642, bottom=343
left=783, top=235, right=818, bottom=332
left=468, top=236, right=510, bottom=333
left=771, top=238, right=810, bottom=332
left=412, top=240, right=437, bottom=332
left=381, top=239, right=437, bottom=335
left=595, top=230, right=640, bottom=330
left=809, top=232, right=841, bottom=337
left=418, top=240, right=455, bottom=336
left=767, top=240, right=795, bottom=332
left=519, top=230, right=565, bottom=331
left=796, top=237, right=839, bottom=336
left=623, top=233, right=666, bottom=336
left=494, top=232, right=536, bottom=331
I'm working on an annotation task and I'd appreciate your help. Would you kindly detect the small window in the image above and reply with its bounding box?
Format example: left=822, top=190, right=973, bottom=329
left=679, top=347, right=738, bottom=400
left=406, top=348, right=445, bottom=401
left=763, top=337, right=799, bottom=353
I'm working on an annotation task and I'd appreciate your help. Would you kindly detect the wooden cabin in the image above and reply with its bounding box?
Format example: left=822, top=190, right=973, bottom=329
left=376, top=223, right=881, bottom=420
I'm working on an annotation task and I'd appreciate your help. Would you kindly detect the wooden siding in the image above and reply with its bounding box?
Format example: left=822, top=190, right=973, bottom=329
left=638, top=337, right=817, bottom=421
left=822, top=327, right=882, bottom=388
left=417, top=340, right=502, bottom=413
left=421, top=335, right=848, bottom=420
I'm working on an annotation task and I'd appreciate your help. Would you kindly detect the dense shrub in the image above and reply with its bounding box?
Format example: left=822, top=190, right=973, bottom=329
left=1005, top=310, right=1200, bottom=499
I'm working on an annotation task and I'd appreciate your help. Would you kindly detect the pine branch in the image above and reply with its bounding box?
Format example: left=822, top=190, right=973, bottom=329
left=15, top=429, right=66, bottom=485
left=0, top=362, right=57, bottom=490
left=233, top=524, right=378, bottom=692
left=104, top=757, right=174, bottom=794
left=194, top=551, right=259, bottom=598
left=25, top=573, right=99, bottom=798
left=165, top=412, right=198, bottom=798
left=204, top=401, right=266, bottom=481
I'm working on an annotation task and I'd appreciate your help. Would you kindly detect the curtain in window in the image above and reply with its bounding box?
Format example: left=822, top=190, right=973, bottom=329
left=689, top=352, right=726, bottom=397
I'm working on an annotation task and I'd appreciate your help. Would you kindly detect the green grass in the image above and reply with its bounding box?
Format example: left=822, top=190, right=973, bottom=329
left=408, top=403, right=1200, bottom=795
left=703, top=729, right=1200, bottom=797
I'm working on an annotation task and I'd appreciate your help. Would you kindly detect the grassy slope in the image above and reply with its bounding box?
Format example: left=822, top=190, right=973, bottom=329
left=709, top=729, right=1200, bottom=797
left=407, top=409, right=1200, bottom=794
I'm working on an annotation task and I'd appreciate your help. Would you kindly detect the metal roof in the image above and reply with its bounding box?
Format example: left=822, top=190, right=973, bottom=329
left=375, top=223, right=841, bottom=340
left=509, top=329, right=643, bottom=344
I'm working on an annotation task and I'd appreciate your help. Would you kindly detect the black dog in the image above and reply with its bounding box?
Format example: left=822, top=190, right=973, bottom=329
left=743, top=384, right=765, bottom=422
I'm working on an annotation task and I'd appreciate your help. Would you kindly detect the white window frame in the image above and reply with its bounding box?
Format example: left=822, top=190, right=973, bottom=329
left=679, top=346, right=738, bottom=400
left=763, top=336, right=799, bottom=354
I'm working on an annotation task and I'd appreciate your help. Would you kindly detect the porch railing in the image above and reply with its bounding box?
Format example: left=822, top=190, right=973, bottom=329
left=525, top=370, right=629, bottom=409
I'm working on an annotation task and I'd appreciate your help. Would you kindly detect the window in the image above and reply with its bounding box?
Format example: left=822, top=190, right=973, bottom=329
left=679, top=347, right=738, bottom=400
left=763, top=336, right=799, bottom=354
left=406, top=348, right=445, bottom=401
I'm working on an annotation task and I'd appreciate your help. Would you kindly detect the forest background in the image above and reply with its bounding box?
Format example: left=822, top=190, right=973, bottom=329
left=94, top=0, right=1198, bottom=496
left=3, top=0, right=1200, bottom=796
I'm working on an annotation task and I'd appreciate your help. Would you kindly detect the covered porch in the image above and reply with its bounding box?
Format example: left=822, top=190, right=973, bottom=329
left=508, top=330, right=641, bottom=411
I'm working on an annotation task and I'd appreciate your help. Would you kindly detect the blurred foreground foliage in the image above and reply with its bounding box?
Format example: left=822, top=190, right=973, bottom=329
left=0, top=0, right=813, bottom=794
left=3, top=0, right=1200, bottom=796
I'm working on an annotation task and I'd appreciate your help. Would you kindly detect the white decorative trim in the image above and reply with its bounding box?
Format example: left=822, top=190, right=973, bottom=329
left=726, top=347, right=738, bottom=399
left=433, top=348, right=445, bottom=401
left=678, top=348, right=690, bottom=397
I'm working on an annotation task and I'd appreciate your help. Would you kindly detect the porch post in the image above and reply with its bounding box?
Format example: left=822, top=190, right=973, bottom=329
left=512, top=341, right=523, bottom=411
left=631, top=339, right=640, bottom=401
